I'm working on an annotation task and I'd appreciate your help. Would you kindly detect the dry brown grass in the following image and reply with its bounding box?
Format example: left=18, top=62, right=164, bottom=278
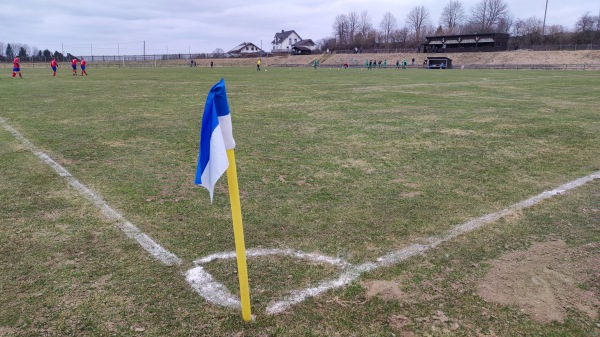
left=196, top=50, right=600, bottom=67
left=12, top=50, right=599, bottom=69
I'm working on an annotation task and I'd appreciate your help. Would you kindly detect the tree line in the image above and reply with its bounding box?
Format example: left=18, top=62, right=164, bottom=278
left=322, top=0, right=600, bottom=51
left=0, top=42, right=73, bottom=62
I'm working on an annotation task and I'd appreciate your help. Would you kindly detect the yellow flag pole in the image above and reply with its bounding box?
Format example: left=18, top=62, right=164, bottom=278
left=225, top=148, right=252, bottom=321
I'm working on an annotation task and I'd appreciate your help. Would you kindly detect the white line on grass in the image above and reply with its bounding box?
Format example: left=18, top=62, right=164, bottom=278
left=194, top=248, right=352, bottom=267
left=264, top=170, right=600, bottom=314
left=4, top=117, right=599, bottom=315
left=0, top=117, right=182, bottom=266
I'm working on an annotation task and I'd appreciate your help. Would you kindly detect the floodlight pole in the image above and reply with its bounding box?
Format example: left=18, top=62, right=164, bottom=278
left=542, top=0, right=549, bottom=36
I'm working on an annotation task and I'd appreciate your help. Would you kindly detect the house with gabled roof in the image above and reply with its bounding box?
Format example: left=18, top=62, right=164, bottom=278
left=271, top=30, right=303, bottom=53
left=228, top=42, right=264, bottom=57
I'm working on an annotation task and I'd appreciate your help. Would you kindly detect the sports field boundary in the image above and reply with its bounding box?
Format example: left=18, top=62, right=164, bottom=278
left=0, top=117, right=181, bottom=266
left=2, top=116, right=599, bottom=316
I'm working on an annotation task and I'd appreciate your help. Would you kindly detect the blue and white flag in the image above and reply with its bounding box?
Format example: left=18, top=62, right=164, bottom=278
left=195, top=78, right=236, bottom=202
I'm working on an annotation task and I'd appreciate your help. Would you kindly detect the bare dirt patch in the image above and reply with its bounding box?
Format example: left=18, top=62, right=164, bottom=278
left=477, top=240, right=600, bottom=323
left=364, top=280, right=406, bottom=302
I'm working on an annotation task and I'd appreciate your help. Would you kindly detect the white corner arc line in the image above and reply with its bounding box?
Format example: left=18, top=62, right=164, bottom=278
left=194, top=248, right=351, bottom=267
left=1, top=118, right=182, bottom=266
left=187, top=248, right=353, bottom=310
left=185, top=267, right=241, bottom=308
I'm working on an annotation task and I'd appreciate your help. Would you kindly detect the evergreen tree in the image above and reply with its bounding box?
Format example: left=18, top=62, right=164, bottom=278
left=6, top=44, right=14, bottom=59
left=18, top=47, right=28, bottom=59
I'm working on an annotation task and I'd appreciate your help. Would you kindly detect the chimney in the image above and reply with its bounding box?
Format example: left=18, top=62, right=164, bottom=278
left=282, top=29, right=284, bottom=33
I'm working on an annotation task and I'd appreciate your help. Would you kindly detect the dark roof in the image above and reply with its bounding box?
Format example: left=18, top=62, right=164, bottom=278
left=272, top=30, right=301, bottom=44
left=291, top=39, right=315, bottom=51
left=424, top=33, right=509, bottom=44
left=425, top=33, right=509, bottom=40
left=292, top=39, right=315, bottom=48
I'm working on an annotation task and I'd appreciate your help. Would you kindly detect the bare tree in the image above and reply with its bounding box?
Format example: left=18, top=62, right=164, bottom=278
left=523, top=17, right=543, bottom=44
left=545, top=24, right=568, bottom=44
left=333, top=14, right=349, bottom=45
left=512, top=18, right=526, bottom=36
left=575, top=11, right=595, bottom=32
left=0, top=42, right=4, bottom=57
left=469, top=0, right=510, bottom=33
left=347, top=11, right=360, bottom=45
left=358, top=11, right=373, bottom=37
left=391, top=27, right=410, bottom=47
left=212, top=48, right=225, bottom=57
left=406, top=6, right=431, bottom=43
left=31, top=46, right=40, bottom=58
left=496, top=13, right=513, bottom=33
left=440, top=1, right=465, bottom=34
left=379, top=11, right=397, bottom=44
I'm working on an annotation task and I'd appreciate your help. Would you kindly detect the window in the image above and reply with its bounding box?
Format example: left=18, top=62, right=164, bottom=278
left=246, top=46, right=249, bottom=50
left=294, top=39, right=297, bottom=43
left=289, top=38, right=292, bottom=45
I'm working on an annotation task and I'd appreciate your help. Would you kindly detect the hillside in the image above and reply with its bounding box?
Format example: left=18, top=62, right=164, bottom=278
left=202, top=50, right=600, bottom=68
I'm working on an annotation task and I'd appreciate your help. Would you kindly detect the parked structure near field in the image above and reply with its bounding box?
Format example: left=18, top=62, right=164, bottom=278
left=423, top=33, right=509, bottom=53
left=291, top=39, right=317, bottom=55
left=272, top=30, right=316, bottom=54
left=228, top=42, right=264, bottom=57
left=425, top=56, right=452, bottom=69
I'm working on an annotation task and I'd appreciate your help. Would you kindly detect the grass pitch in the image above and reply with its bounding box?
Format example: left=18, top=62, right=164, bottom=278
left=0, top=66, right=599, bottom=336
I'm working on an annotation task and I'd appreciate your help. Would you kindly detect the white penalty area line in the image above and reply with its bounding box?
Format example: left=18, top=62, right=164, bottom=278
left=0, top=117, right=181, bottom=266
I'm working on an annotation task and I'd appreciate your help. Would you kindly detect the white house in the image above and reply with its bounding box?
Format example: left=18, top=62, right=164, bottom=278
left=271, top=30, right=303, bottom=53
left=227, top=42, right=264, bottom=57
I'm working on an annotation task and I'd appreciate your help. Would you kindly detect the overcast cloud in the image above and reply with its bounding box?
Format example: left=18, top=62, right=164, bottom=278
left=1, top=0, right=595, bottom=56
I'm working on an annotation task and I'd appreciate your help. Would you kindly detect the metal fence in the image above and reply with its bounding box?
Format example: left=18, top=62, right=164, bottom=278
left=511, top=44, right=600, bottom=51
left=270, top=63, right=600, bottom=71
left=2, top=43, right=599, bottom=64
left=0, top=52, right=277, bottom=64
left=460, top=63, right=600, bottom=70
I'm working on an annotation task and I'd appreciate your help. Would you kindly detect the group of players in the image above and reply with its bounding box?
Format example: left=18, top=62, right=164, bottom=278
left=11, top=56, right=88, bottom=78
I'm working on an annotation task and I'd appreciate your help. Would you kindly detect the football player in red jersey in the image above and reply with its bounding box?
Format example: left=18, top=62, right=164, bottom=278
left=80, top=57, right=88, bottom=76
left=51, top=58, right=58, bottom=76
left=71, top=58, right=78, bottom=75
left=12, top=57, right=23, bottom=78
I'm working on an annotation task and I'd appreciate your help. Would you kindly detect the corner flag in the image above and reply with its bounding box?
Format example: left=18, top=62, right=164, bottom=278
left=194, top=78, right=252, bottom=322
left=195, top=78, right=236, bottom=202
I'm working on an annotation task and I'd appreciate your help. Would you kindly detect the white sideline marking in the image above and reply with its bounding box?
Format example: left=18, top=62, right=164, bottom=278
left=5, top=117, right=599, bottom=315
left=265, top=170, right=600, bottom=314
left=0, top=118, right=181, bottom=266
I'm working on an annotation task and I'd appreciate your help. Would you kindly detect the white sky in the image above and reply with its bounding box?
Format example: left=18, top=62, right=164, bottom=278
left=1, top=0, right=595, bottom=56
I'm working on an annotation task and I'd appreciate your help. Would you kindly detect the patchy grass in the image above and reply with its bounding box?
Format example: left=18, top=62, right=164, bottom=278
left=0, top=67, right=599, bottom=336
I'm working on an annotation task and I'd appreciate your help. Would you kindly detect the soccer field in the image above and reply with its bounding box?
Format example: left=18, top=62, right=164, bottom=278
left=1, top=67, right=599, bottom=336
